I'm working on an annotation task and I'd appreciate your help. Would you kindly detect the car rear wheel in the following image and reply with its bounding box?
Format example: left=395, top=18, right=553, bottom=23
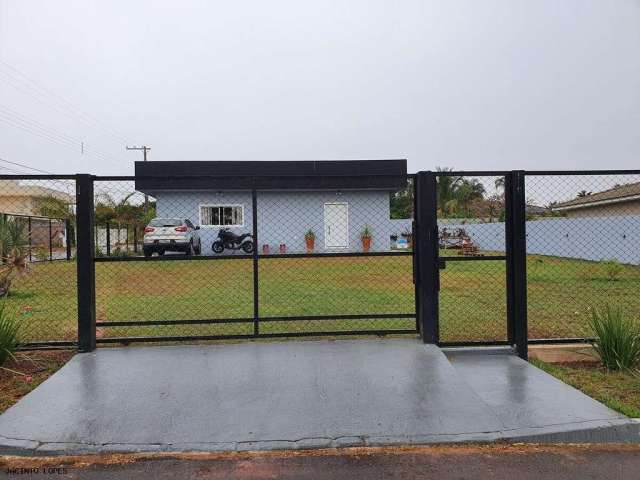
left=143, top=248, right=152, bottom=258
left=185, top=242, right=193, bottom=256
left=194, top=241, right=201, bottom=255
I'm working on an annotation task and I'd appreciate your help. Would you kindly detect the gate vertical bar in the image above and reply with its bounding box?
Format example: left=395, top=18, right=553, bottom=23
left=510, top=171, right=528, bottom=359
left=415, top=171, right=439, bottom=343
left=75, top=174, right=96, bottom=352
left=504, top=172, right=515, bottom=345
left=252, top=185, right=259, bottom=336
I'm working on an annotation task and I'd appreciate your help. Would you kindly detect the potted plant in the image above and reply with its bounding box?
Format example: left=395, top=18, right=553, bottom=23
left=361, top=225, right=372, bottom=252
left=304, top=229, right=316, bottom=252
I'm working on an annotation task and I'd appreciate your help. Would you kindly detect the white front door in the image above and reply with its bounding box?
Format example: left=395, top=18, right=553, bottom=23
left=324, top=203, right=348, bottom=248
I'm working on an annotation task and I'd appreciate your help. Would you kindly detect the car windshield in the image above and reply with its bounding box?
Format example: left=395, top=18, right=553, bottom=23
left=149, top=218, right=183, bottom=227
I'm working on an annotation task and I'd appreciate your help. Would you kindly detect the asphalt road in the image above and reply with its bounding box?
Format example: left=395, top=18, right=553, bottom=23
left=3, top=445, right=640, bottom=479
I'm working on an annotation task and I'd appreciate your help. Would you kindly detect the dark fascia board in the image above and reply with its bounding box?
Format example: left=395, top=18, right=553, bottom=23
left=135, top=160, right=408, bottom=192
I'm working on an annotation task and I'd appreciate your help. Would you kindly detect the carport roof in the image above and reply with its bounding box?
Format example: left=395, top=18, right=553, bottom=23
left=135, top=160, right=407, bottom=192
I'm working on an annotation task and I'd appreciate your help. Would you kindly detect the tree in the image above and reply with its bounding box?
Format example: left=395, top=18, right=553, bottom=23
left=576, top=190, right=592, bottom=198
left=435, top=168, right=486, bottom=217
left=35, top=196, right=73, bottom=220
left=390, top=179, right=414, bottom=219
left=94, top=192, right=155, bottom=226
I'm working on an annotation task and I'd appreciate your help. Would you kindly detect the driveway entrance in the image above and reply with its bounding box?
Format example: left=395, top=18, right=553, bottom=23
left=0, top=339, right=636, bottom=455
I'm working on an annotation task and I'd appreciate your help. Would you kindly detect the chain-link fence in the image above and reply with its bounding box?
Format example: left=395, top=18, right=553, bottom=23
left=436, top=173, right=508, bottom=343
left=0, top=177, right=77, bottom=345
left=10, top=170, right=639, bottom=349
left=525, top=172, right=640, bottom=341
left=92, top=175, right=417, bottom=343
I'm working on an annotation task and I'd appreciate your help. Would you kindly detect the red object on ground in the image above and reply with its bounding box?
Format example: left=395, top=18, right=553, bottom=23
left=279, top=244, right=286, bottom=254
left=262, top=244, right=270, bottom=254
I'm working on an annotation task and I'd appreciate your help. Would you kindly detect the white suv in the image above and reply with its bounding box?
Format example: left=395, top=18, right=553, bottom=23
left=143, top=218, right=201, bottom=257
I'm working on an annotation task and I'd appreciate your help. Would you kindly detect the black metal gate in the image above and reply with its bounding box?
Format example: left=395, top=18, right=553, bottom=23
left=413, top=171, right=528, bottom=358
left=83, top=173, right=418, bottom=344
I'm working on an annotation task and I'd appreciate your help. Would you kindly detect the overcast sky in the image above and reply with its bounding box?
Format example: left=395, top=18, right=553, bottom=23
left=0, top=0, right=639, bottom=176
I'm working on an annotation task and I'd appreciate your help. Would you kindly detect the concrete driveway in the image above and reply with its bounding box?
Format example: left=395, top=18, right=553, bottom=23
left=0, top=339, right=637, bottom=455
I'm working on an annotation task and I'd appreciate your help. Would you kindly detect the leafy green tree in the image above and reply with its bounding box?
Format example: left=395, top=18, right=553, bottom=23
left=390, top=179, right=414, bottom=219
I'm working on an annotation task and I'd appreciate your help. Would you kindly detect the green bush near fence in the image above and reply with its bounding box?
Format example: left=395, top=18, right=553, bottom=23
left=3, top=254, right=640, bottom=344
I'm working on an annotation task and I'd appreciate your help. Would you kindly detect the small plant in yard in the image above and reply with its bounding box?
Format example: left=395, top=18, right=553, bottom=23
left=34, top=245, right=49, bottom=262
left=589, top=305, right=640, bottom=372
left=304, top=229, right=316, bottom=252
left=601, top=258, right=624, bottom=281
left=0, top=302, right=20, bottom=368
left=361, top=225, right=372, bottom=252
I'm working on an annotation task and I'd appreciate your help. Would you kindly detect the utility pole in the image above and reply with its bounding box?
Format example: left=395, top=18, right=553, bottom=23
left=126, top=145, right=151, bottom=211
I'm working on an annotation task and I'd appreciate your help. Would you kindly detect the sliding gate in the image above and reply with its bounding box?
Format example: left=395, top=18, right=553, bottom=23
left=88, top=174, right=418, bottom=344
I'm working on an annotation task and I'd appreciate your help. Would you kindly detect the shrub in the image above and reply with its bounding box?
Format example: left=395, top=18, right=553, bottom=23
left=34, top=246, right=50, bottom=262
left=0, top=217, right=29, bottom=297
left=589, top=305, right=640, bottom=371
left=0, top=303, right=19, bottom=367
left=601, top=259, right=624, bottom=281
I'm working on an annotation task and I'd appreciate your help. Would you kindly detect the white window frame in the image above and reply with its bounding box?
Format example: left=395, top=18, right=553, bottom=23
left=199, top=204, right=245, bottom=228
left=323, top=202, right=349, bottom=249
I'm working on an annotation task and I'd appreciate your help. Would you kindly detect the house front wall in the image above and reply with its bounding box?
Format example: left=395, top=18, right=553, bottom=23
left=0, top=196, right=38, bottom=216
left=152, top=190, right=392, bottom=254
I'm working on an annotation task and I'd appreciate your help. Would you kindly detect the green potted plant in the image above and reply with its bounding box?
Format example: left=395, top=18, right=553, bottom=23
left=361, top=225, right=372, bottom=252
left=304, top=229, right=316, bottom=252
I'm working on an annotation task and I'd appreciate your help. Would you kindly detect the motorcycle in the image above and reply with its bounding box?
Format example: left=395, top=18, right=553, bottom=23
left=212, top=228, right=254, bottom=253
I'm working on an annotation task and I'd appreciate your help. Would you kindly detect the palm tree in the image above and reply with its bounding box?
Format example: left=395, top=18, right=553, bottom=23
left=435, top=168, right=487, bottom=217
left=576, top=190, right=591, bottom=198
left=494, top=177, right=505, bottom=191
left=436, top=167, right=463, bottom=216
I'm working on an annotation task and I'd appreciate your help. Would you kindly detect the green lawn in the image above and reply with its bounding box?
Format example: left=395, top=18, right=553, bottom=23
left=531, top=359, right=640, bottom=418
left=5, top=254, right=640, bottom=344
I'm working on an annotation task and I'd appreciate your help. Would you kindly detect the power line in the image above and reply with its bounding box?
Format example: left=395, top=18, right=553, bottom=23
left=0, top=59, right=131, bottom=144
left=0, top=165, right=31, bottom=175
left=0, top=156, right=52, bottom=174
left=0, top=106, right=118, bottom=163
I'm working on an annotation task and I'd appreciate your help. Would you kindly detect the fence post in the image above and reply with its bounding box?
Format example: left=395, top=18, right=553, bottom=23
left=65, top=218, right=72, bottom=260
left=251, top=185, right=259, bottom=336
left=75, top=174, right=96, bottom=352
left=508, top=171, right=528, bottom=359
left=105, top=221, right=111, bottom=256
left=415, top=171, right=439, bottom=344
left=504, top=173, right=515, bottom=346
left=28, top=216, right=32, bottom=262
left=133, top=225, right=138, bottom=253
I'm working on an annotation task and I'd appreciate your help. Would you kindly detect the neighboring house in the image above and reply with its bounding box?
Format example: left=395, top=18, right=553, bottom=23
left=135, top=160, right=407, bottom=254
left=552, top=182, right=640, bottom=218
left=0, top=180, right=74, bottom=216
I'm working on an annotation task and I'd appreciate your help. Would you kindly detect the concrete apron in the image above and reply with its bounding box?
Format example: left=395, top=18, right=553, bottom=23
left=0, top=339, right=638, bottom=455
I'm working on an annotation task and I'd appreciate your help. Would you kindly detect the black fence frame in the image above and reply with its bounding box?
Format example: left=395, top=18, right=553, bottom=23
left=10, top=168, right=640, bottom=359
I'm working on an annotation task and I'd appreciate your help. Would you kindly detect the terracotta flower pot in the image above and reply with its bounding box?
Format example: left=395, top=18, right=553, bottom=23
left=279, top=244, right=286, bottom=254
left=262, top=244, right=270, bottom=255
left=361, top=235, right=372, bottom=252
left=305, top=237, right=315, bottom=252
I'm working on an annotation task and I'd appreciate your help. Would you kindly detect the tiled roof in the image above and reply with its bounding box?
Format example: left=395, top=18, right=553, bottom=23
left=553, top=182, right=640, bottom=210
